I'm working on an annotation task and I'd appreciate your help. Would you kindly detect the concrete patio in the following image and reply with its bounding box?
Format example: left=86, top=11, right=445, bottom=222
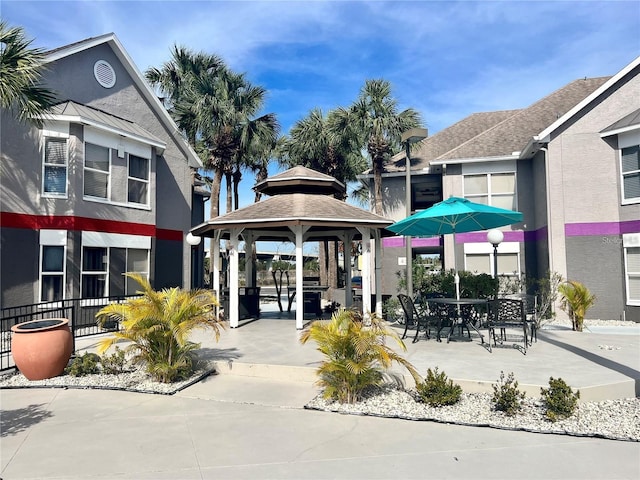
left=145, top=297, right=640, bottom=403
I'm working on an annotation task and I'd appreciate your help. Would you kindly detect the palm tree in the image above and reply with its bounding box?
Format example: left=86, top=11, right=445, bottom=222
left=96, top=273, right=224, bottom=383
left=558, top=280, right=596, bottom=332
left=278, top=108, right=367, bottom=288
left=145, top=44, right=224, bottom=146
left=300, top=308, right=421, bottom=403
left=330, top=79, right=423, bottom=215
left=0, top=21, right=56, bottom=126
left=182, top=68, right=278, bottom=217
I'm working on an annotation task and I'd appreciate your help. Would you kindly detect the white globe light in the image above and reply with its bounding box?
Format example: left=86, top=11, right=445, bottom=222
left=487, top=229, right=504, bottom=246
left=186, top=232, right=202, bottom=246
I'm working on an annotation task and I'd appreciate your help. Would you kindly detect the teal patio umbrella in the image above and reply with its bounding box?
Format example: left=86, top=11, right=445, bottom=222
left=387, top=196, right=523, bottom=298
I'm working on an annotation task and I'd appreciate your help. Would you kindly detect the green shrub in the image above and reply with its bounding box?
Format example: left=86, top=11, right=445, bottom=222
left=416, top=367, right=462, bottom=407
left=382, top=297, right=402, bottom=323
left=492, top=371, right=525, bottom=416
left=100, top=346, right=128, bottom=374
left=66, top=352, right=100, bottom=377
left=541, top=377, right=580, bottom=422
left=300, top=309, right=421, bottom=404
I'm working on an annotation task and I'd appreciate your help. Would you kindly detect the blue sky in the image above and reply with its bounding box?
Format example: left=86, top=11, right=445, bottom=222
left=4, top=0, right=640, bottom=213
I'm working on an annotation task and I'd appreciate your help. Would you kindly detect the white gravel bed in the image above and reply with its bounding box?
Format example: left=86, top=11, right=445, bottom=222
left=0, top=364, right=215, bottom=395
left=306, top=386, right=640, bottom=442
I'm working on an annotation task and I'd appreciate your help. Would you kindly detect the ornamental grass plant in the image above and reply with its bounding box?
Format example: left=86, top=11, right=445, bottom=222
left=96, top=273, right=223, bottom=383
left=300, top=308, right=421, bottom=404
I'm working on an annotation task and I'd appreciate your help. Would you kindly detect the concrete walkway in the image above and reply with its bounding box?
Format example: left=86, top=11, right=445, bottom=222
left=2, top=307, right=640, bottom=479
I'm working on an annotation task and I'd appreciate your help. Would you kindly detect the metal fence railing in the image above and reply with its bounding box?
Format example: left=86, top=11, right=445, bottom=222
left=0, top=295, right=137, bottom=372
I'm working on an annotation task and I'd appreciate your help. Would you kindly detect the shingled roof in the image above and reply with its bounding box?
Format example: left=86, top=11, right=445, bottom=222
left=192, top=167, right=392, bottom=242
left=385, top=76, right=611, bottom=171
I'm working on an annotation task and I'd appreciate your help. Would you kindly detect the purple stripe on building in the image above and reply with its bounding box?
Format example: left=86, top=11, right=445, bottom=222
left=455, top=231, right=525, bottom=243
left=382, top=236, right=441, bottom=247
left=565, top=220, right=640, bottom=236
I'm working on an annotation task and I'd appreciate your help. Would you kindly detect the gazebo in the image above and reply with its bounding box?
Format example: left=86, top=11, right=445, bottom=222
left=191, top=166, right=393, bottom=329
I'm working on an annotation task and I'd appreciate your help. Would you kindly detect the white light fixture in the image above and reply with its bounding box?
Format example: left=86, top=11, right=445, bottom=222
left=186, top=232, right=201, bottom=246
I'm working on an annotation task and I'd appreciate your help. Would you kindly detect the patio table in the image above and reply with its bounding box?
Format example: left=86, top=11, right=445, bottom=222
left=427, top=297, right=488, bottom=344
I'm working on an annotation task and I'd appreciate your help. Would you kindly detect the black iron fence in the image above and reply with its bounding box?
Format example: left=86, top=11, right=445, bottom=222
left=0, top=295, right=137, bottom=371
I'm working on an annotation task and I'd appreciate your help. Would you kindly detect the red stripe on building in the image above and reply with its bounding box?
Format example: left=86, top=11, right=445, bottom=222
left=1, top=212, right=183, bottom=241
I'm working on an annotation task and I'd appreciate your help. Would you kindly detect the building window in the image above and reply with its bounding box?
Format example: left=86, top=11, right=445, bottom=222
left=43, top=137, right=68, bottom=196
left=465, top=252, right=519, bottom=277
left=625, top=246, right=640, bottom=304
left=82, top=247, right=107, bottom=298
left=464, top=172, right=516, bottom=210
left=125, top=249, right=149, bottom=294
left=621, top=145, right=640, bottom=203
left=40, top=245, right=65, bottom=301
left=84, top=143, right=110, bottom=199
left=128, top=154, right=149, bottom=205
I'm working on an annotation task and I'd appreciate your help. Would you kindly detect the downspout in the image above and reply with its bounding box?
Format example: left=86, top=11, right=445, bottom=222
left=541, top=146, right=553, bottom=274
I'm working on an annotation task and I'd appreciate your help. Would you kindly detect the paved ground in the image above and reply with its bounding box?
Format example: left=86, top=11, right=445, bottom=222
left=2, top=303, right=640, bottom=479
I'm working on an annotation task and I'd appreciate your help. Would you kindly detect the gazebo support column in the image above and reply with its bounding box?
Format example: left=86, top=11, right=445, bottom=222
left=229, top=229, right=242, bottom=328
left=374, top=230, right=383, bottom=318
left=291, top=225, right=309, bottom=329
left=343, top=232, right=354, bottom=308
left=212, top=230, right=222, bottom=319
left=357, top=227, right=372, bottom=323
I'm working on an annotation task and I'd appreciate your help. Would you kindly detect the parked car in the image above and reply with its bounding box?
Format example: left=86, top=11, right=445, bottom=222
left=351, top=276, right=362, bottom=289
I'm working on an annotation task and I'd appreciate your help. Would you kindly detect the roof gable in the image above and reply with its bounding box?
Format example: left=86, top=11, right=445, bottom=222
left=44, top=33, right=202, bottom=168
left=436, top=76, right=610, bottom=162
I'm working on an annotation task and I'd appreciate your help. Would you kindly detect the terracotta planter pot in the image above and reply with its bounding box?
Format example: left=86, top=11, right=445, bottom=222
left=11, top=318, right=73, bottom=380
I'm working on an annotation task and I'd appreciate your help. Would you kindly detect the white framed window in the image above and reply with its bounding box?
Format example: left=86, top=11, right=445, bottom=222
left=464, top=242, right=521, bottom=277
left=624, top=234, right=640, bottom=305
left=84, top=142, right=110, bottom=199
left=42, top=137, right=68, bottom=197
left=621, top=145, right=640, bottom=204
left=127, top=154, right=149, bottom=205
left=125, top=248, right=149, bottom=294
left=82, top=246, right=108, bottom=298
left=40, top=245, right=65, bottom=302
left=464, top=172, right=516, bottom=210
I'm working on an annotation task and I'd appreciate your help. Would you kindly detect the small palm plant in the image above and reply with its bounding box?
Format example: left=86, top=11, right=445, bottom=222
left=300, top=308, right=421, bottom=404
left=558, top=280, right=596, bottom=332
left=96, top=273, right=223, bottom=383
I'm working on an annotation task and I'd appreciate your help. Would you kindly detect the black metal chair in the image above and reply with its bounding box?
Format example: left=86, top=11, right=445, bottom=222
left=427, top=299, right=457, bottom=342
left=397, top=294, right=439, bottom=343
left=487, top=298, right=529, bottom=353
left=506, top=293, right=538, bottom=345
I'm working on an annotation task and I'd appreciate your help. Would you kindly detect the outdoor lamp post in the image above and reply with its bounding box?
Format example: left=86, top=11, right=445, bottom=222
left=401, top=127, right=428, bottom=299
left=487, top=228, right=504, bottom=282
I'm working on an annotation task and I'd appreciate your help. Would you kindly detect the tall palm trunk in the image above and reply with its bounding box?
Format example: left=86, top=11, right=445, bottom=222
left=225, top=171, right=233, bottom=214
left=232, top=168, right=242, bottom=211
left=210, top=169, right=223, bottom=219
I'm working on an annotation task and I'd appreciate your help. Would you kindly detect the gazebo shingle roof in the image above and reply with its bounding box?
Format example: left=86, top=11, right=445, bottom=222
left=192, top=167, right=392, bottom=242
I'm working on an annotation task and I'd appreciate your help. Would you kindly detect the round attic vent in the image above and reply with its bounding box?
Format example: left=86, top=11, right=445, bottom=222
left=94, top=60, right=116, bottom=88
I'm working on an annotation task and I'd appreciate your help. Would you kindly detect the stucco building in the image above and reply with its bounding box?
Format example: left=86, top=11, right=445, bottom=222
left=374, top=56, right=640, bottom=322
left=1, top=33, right=205, bottom=308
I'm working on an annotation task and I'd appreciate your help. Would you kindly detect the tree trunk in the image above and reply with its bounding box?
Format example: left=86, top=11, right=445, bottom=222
left=233, top=169, right=242, bottom=210
left=209, top=169, right=224, bottom=219
left=225, top=171, right=233, bottom=214
left=373, top=155, right=384, bottom=215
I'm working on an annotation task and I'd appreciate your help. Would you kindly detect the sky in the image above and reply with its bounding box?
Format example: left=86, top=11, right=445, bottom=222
left=3, top=0, right=640, bottom=214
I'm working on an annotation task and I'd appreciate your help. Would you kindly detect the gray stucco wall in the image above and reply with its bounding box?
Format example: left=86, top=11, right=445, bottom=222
left=0, top=39, right=196, bottom=307
left=546, top=66, right=640, bottom=321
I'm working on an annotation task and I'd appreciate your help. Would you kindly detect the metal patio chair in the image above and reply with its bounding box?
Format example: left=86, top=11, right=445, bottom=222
left=487, top=297, right=529, bottom=354
left=397, top=294, right=439, bottom=343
